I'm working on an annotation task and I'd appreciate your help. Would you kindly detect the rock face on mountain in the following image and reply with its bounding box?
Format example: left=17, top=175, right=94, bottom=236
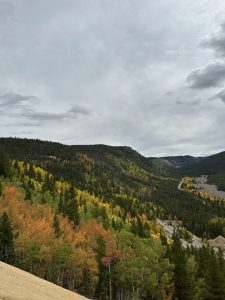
left=0, top=262, right=89, bottom=300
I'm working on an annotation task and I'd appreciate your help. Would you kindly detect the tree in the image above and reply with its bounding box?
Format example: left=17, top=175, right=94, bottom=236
left=0, top=212, right=14, bottom=263
left=64, top=186, right=80, bottom=227
left=0, top=153, right=11, bottom=178
left=53, top=213, right=61, bottom=238
left=204, top=250, right=225, bottom=299
left=101, top=239, right=121, bottom=300
left=170, top=233, right=193, bottom=300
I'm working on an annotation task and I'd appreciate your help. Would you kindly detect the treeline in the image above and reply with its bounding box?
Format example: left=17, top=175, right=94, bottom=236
left=0, top=185, right=172, bottom=299
left=167, top=233, right=225, bottom=299
left=151, top=180, right=225, bottom=238
left=0, top=147, right=225, bottom=299
left=1, top=195, right=225, bottom=300
left=208, top=172, right=225, bottom=192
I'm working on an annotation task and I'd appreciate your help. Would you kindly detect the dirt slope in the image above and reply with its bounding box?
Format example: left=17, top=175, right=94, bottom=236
left=0, top=262, right=89, bottom=300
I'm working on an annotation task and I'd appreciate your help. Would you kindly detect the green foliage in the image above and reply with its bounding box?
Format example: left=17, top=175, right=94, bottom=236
left=53, top=213, right=61, bottom=238
left=169, top=234, right=194, bottom=300
left=208, top=172, right=225, bottom=192
left=0, top=138, right=225, bottom=299
left=0, top=153, right=11, bottom=178
left=0, top=212, right=14, bottom=264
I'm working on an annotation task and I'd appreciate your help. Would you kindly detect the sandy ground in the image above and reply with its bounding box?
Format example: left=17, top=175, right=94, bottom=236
left=0, top=262, right=89, bottom=300
left=193, top=175, right=225, bottom=200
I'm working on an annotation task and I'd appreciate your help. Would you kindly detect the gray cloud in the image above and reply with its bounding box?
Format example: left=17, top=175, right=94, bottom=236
left=20, top=105, right=91, bottom=123
left=187, top=62, right=225, bottom=89
left=213, top=89, right=225, bottom=103
left=202, top=22, right=225, bottom=57
left=0, top=91, right=91, bottom=125
left=1, top=1, right=225, bottom=156
left=0, top=92, right=39, bottom=107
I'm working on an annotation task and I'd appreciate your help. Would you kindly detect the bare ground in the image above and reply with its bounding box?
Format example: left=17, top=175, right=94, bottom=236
left=193, top=176, right=225, bottom=200
left=0, top=262, right=89, bottom=300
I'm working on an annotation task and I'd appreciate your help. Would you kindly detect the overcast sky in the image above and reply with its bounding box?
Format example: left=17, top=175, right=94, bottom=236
left=1, top=0, right=225, bottom=156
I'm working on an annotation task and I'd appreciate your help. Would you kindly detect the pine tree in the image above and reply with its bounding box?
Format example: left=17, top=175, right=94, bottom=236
left=95, top=237, right=108, bottom=299
left=0, top=153, right=11, bottom=178
left=63, top=186, right=80, bottom=227
left=0, top=212, right=14, bottom=264
left=170, top=233, right=193, bottom=300
left=53, top=213, right=61, bottom=238
left=204, top=250, right=225, bottom=299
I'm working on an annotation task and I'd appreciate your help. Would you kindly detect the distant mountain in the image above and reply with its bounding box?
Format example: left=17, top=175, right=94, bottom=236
left=177, top=151, right=225, bottom=176
left=174, top=151, right=225, bottom=191
left=150, top=155, right=203, bottom=172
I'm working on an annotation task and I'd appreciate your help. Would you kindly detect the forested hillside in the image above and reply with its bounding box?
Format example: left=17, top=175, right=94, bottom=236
left=170, top=151, right=225, bottom=192
left=0, top=138, right=225, bottom=299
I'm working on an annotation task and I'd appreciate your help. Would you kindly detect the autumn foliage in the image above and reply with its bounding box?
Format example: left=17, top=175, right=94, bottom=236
left=0, top=185, right=118, bottom=296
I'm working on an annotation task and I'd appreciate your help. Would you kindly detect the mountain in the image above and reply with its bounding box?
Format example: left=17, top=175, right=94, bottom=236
left=150, top=155, right=203, bottom=172
left=0, top=262, right=89, bottom=300
left=177, top=151, right=225, bottom=175
left=1, top=137, right=225, bottom=299
left=174, top=151, right=225, bottom=191
left=0, top=137, right=160, bottom=196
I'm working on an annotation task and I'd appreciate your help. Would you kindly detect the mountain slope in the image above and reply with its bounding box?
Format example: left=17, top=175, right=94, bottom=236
left=0, top=262, right=89, bottom=300
left=0, top=137, right=159, bottom=197
left=178, top=151, right=225, bottom=175
left=150, top=155, right=202, bottom=171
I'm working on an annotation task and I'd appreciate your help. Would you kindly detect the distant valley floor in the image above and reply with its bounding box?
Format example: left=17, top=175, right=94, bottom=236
left=193, top=176, right=225, bottom=200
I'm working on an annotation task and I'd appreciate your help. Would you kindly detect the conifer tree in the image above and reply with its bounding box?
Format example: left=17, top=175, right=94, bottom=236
left=0, top=212, right=14, bottom=264
left=53, top=213, right=61, bottom=238
left=204, top=250, right=225, bottom=299
left=170, top=233, right=193, bottom=300
left=0, top=153, right=11, bottom=178
left=63, top=186, right=80, bottom=227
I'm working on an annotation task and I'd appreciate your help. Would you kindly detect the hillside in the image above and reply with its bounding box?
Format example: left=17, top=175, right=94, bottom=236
left=1, top=137, right=225, bottom=299
left=177, top=151, right=225, bottom=176
left=174, top=151, right=225, bottom=191
left=0, top=137, right=158, bottom=194
left=0, top=262, right=89, bottom=300
left=151, top=155, right=202, bottom=172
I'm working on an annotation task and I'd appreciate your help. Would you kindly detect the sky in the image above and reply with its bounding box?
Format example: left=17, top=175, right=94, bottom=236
left=1, top=0, right=225, bottom=157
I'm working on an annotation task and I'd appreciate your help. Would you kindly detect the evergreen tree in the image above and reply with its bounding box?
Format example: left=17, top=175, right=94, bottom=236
left=0, top=212, right=14, bottom=263
left=95, top=237, right=108, bottom=299
left=63, top=186, right=80, bottom=227
left=53, top=213, right=61, bottom=238
left=0, top=153, right=11, bottom=178
left=170, top=233, right=193, bottom=300
left=204, top=250, right=225, bottom=299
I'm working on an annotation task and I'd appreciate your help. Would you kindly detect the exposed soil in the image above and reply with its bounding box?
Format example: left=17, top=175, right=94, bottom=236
left=0, top=262, right=89, bottom=300
left=193, top=175, right=225, bottom=200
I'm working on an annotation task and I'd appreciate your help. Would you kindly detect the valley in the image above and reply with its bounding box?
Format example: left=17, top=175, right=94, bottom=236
left=0, top=137, right=225, bottom=299
left=193, top=175, right=225, bottom=200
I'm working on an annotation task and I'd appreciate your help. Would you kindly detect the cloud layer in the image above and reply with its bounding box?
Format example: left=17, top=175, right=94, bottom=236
left=1, top=0, right=225, bottom=156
